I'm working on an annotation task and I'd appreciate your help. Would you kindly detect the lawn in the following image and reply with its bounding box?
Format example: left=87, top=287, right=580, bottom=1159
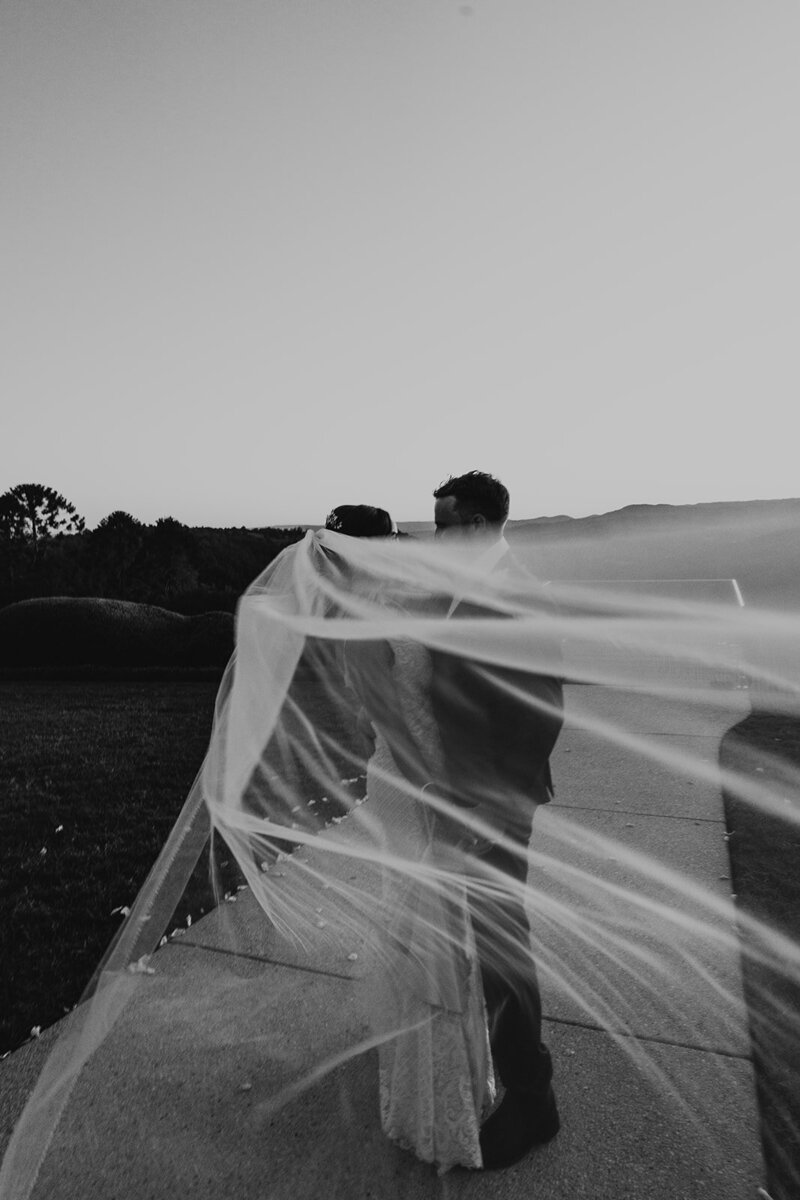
left=1, top=681, right=798, bottom=1198
left=0, top=680, right=223, bottom=1052
left=0, top=673, right=368, bottom=1056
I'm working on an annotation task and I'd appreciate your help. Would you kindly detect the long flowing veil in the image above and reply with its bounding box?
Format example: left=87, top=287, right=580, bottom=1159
left=2, top=527, right=799, bottom=1197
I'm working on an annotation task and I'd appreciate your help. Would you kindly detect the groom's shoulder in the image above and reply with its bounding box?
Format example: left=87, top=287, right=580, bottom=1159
left=494, top=547, right=545, bottom=588
left=494, top=549, right=560, bottom=614
left=495, top=546, right=527, bottom=576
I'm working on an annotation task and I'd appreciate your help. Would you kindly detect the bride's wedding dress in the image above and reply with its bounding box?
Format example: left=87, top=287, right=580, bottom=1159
left=363, top=636, right=495, bottom=1173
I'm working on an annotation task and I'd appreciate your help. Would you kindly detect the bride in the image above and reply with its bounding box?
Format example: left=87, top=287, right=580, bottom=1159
left=345, top=607, right=497, bottom=1172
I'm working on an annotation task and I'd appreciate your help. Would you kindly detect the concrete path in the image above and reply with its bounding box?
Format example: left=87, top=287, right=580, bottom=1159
left=1, top=682, right=766, bottom=1199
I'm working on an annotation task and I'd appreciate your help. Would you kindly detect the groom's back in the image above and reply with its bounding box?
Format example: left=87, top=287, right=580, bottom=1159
left=429, top=552, right=564, bottom=840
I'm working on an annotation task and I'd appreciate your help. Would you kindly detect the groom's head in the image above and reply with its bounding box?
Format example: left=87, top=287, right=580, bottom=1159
left=433, top=471, right=509, bottom=544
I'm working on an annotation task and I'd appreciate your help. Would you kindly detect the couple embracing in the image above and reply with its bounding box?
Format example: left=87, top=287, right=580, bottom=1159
left=0, top=472, right=564, bottom=1199
left=324, top=470, right=564, bottom=1173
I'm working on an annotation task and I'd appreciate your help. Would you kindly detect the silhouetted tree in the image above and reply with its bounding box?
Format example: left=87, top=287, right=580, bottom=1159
left=0, top=493, right=23, bottom=542
left=0, top=484, right=85, bottom=558
left=0, top=495, right=23, bottom=599
left=133, top=517, right=199, bottom=601
left=95, top=510, right=141, bottom=532
left=90, top=511, right=144, bottom=596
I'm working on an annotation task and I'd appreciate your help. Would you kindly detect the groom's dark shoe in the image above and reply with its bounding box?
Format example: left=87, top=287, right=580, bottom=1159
left=479, top=1086, right=560, bottom=1170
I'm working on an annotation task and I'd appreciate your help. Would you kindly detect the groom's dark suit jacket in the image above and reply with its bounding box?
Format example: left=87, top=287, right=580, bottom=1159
left=429, top=548, right=564, bottom=844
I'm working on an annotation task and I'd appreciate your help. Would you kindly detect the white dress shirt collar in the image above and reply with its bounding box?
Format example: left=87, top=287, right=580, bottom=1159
left=447, top=535, right=510, bottom=616
left=474, top=535, right=511, bottom=575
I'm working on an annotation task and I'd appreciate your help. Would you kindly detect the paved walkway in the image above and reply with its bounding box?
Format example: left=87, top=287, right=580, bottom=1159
left=1, top=683, right=765, bottom=1199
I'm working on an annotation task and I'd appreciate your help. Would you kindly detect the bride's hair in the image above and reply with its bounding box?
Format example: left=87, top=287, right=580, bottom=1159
left=324, top=504, right=395, bottom=537
left=433, top=471, right=509, bottom=525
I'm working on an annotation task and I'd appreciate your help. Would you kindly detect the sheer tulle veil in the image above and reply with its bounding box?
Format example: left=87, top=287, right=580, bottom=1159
left=2, top=526, right=799, bottom=1196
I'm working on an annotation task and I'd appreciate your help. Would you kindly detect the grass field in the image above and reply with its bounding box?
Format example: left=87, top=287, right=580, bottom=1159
left=1, top=681, right=798, bottom=1198
left=0, top=681, right=225, bottom=1053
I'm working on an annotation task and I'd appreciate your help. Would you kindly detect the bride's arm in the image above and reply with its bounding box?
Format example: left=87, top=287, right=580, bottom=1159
left=345, top=640, right=487, bottom=851
left=343, top=639, right=432, bottom=788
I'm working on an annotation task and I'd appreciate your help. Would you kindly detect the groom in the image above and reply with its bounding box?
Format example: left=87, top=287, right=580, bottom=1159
left=429, top=470, right=564, bottom=1171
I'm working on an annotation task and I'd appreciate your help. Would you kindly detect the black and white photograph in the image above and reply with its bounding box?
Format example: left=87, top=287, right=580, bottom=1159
left=2, top=4, right=799, bottom=1199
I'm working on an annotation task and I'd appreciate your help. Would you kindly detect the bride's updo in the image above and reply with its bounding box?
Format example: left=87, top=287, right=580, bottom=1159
left=325, top=504, right=396, bottom=538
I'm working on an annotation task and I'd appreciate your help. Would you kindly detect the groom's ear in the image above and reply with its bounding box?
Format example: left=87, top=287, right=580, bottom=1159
left=471, top=513, right=488, bottom=531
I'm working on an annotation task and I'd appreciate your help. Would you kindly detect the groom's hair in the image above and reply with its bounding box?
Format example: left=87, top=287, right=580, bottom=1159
left=433, top=471, right=509, bottom=526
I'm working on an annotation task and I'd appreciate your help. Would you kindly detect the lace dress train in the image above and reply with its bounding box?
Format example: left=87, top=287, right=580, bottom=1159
left=363, top=640, right=495, bottom=1173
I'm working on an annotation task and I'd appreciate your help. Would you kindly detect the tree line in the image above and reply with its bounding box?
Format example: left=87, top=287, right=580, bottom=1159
left=0, top=483, right=305, bottom=614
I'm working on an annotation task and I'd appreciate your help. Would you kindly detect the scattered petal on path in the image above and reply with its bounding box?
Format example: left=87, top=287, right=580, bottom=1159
left=127, top=956, right=155, bottom=975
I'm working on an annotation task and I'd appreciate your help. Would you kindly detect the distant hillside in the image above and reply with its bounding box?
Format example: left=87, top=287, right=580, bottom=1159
left=511, top=496, right=800, bottom=534
left=504, top=498, right=800, bottom=608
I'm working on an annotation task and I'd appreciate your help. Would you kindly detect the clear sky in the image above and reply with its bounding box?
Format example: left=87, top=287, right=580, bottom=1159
left=3, top=0, right=799, bottom=529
